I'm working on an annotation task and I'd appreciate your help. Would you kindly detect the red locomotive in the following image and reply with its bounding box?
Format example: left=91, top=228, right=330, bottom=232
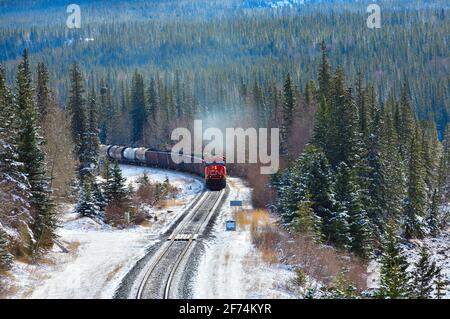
left=204, top=157, right=227, bottom=190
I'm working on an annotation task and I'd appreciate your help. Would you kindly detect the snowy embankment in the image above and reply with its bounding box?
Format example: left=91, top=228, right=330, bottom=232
left=367, top=205, right=450, bottom=298
left=4, top=165, right=202, bottom=299
left=192, top=177, right=295, bottom=299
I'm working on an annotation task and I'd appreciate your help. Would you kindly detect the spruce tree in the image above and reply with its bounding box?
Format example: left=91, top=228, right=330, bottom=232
left=334, top=162, right=372, bottom=257
left=376, top=226, right=410, bottom=299
left=426, top=189, right=442, bottom=236
left=379, top=102, right=406, bottom=227
left=409, top=245, right=438, bottom=299
left=0, top=64, right=31, bottom=230
left=15, top=50, right=56, bottom=250
left=35, top=63, right=51, bottom=124
left=434, top=269, right=448, bottom=299
left=68, top=62, right=89, bottom=177
left=396, top=82, right=415, bottom=160
left=0, top=227, right=13, bottom=271
left=280, top=73, right=295, bottom=156
left=86, top=84, right=100, bottom=172
left=404, top=127, right=427, bottom=239
left=76, top=180, right=97, bottom=217
left=105, top=162, right=129, bottom=205
left=131, top=70, right=146, bottom=144
left=318, top=40, right=331, bottom=100
left=291, top=193, right=322, bottom=242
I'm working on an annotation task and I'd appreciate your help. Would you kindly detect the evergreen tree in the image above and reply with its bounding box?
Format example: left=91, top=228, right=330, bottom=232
left=131, top=70, right=146, bottom=144
left=86, top=84, right=100, bottom=172
left=105, top=161, right=129, bottom=205
left=355, top=72, right=369, bottom=140
left=334, top=162, right=372, bottom=257
left=68, top=62, right=89, bottom=177
left=0, top=227, right=13, bottom=271
left=379, top=102, right=406, bottom=227
left=409, top=245, right=438, bottom=299
left=404, top=127, right=427, bottom=239
left=304, top=80, right=316, bottom=106
left=318, top=40, right=331, bottom=100
left=274, top=146, right=335, bottom=240
left=0, top=64, right=31, bottom=232
left=280, top=73, right=295, bottom=156
left=291, top=193, right=322, bottom=242
left=324, top=270, right=359, bottom=299
left=15, top=50, right=56, bottom=250
left=426, top=189, right=442, bottom=236
left=365, top=101, right=384, bottom=236
left=312, top=97, right=331, bottom=151
left=35, top=63, right=51, bottom=124
left=434, top=269, right=448, bottom=299
left=396, top=82, right=415, bottom=160
left=98, top=81, right=112, bottom=144
left=76, top=180, right=97, bottom=217
left=376, top=226, right=410, bottom=299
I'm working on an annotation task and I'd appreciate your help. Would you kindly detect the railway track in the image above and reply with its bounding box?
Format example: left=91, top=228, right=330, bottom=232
left=136, top=188, right=226, bottom=299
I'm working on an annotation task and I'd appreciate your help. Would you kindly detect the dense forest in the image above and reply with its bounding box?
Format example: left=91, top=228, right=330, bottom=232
left=1, top=0, right=449, bottom=298
left=0, top=0, right=449, bottom=136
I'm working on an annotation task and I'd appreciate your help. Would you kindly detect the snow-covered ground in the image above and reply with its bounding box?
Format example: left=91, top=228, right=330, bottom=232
left=192, top=177, right=295, bottom=299
left=367, top=207, right=450, bottom=299
left=3, top=165, right=203, bottom=299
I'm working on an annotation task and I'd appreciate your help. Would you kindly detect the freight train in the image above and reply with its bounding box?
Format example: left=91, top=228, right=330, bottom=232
left=101, top=145, right=226, bottom=190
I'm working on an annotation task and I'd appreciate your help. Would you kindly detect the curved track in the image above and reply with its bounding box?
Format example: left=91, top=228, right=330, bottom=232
left=136, top=189, right=226, bottom=299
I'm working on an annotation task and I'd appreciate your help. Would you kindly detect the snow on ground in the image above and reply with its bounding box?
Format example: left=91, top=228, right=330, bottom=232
left=3, top=165, right=202, bottom=299
left=192, top=177, right=295, bottom=299
left=367, top=206, right=450, bottom=298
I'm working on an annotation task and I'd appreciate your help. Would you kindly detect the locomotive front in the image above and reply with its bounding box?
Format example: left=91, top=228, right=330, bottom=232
left=204, top=157, right=227, bottom=190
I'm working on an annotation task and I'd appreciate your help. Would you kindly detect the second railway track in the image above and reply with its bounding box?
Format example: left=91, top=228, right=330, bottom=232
left=136, top=188, right=226, bottom=299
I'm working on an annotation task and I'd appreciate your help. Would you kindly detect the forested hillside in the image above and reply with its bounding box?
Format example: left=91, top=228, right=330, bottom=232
left=0, top=0, right=449, bottom=139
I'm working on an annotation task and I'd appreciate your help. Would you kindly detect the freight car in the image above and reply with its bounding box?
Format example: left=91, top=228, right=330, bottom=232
left=102, top=145, right=226, bottom=190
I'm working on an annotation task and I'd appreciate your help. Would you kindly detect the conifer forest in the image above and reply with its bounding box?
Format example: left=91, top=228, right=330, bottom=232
left=0, top=0, right=449, bottom=303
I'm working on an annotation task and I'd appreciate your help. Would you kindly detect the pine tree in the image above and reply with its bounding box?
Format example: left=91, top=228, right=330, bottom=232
left=86, top=83, right=100, bottom=172
left=355, top=72, right=369, bottom=140
left=280, top=73, right=296, bottom=156
left=324, top=270, right=359, bottom=299
left=35, top=63, right=51, bottom=124
left=334, top=162, right=372, bottom=257
left=0, top=64, right=31, bottom=232
left=376, top=226, right=410, bottom=299
left=15, top=50, right=56, bottom=250
left=98, top=80, right=112, bottom=144
left=365, top=101, right=384, bottom=238
left=68, top=63, right=89, bottom=177
left=434, top=269, right=448, bottom=299
left=304, top=80, right=316, bottom=106
left=105, top=162, right=129, bottom=204
left=131, top=70, right=146, bottom=144
left=409, top=245, right=438, bottom=299
left=426, top=189, right=442, bottom=236
left=76, top=180, right=97, bottom=217
left=318, top=40, right=331, bottom=100
left=312, top=97, right=331, bottom=152
left=291, top=193, right=322, bottom=242
left=404, top=127, right=427, bottom=239
left=396, top=82, right=415, bottom=160
left=92, top=180, right=106, bottom=212
left=0, top=227, right=13, bottom=271
left=379, top=102, right=406, bottom=227
left=275, top=146, right=336, bottom=243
